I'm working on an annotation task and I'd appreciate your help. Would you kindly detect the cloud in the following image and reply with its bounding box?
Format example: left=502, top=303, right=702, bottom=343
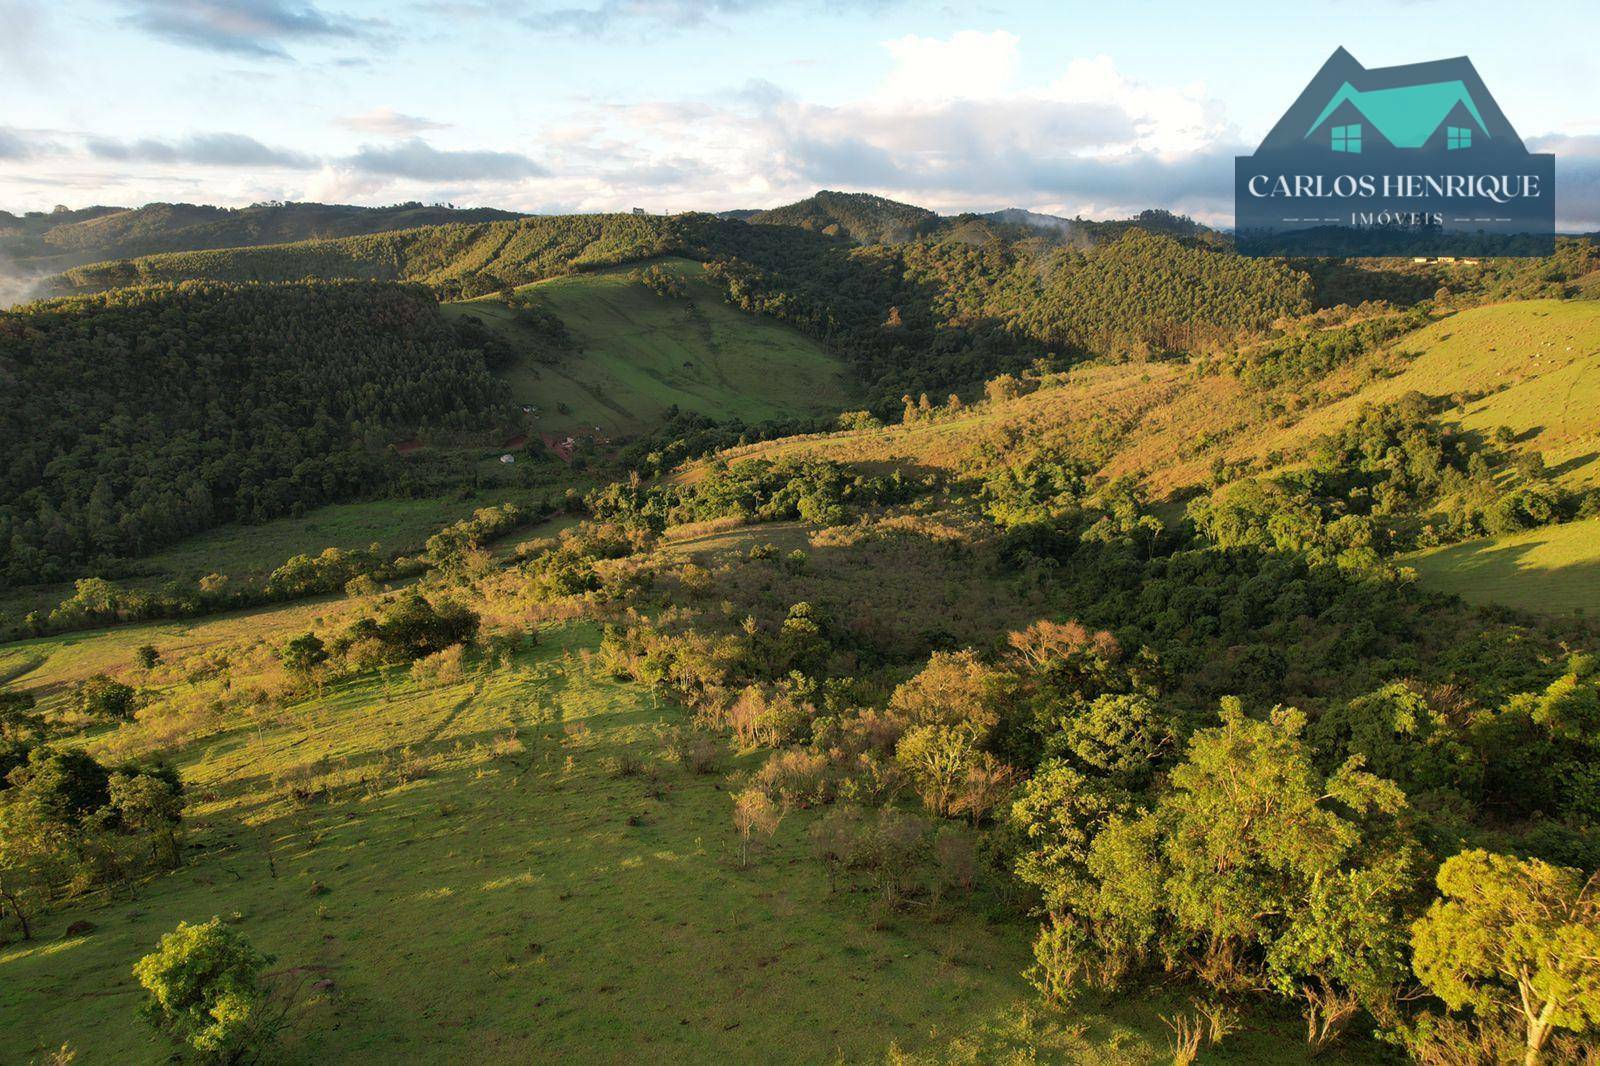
left=336, top=107, right=450, bottom=136
left=86, top=132, right=319, bottom=169
left=524, top=0, right=746, bottom=35
left=0, top=0, right=49, bottom=79
left=522, top=0, right=898, bottom=37
left=1527, top=132, right=1600, bottom=158
left=879, top=30, right=1019, bottom=102
left=340, top=138, right=547, bottom=180
left=0, top=127, right=34, bottom=161
left=119, top=0, right=377, bottom=58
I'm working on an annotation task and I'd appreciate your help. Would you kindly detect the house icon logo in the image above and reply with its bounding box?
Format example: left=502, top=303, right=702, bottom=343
left=1235, top=49, right=1554, bottom=256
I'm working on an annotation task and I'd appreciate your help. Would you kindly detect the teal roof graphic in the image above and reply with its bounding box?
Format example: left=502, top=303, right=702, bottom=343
left=1249, top=48, right=1532, bottom=157
left=1306, top=80, right=1489, bottom=148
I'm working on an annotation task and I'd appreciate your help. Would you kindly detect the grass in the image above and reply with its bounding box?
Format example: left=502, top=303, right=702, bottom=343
left=0, top=613, right=1373, bottom=1063
left=1405, top=516, right=1600, bottom=616
left=444, top=258, right=857, bottom=438
left=0, top=489, right=558, bottom=633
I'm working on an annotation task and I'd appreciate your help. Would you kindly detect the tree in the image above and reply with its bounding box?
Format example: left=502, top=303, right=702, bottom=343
left=1411, top=850, right=1600, bottom=1065
left=109, top=770, right=184, bottom=868
left=732, top=788, right=784, bottom=867
left=7, top=746, right=111, bottom=828
left=888, top=649, right=1006, bottom=735
left=133, top=917, right=277, bottom=1063
left=0, top=800, right=72, bottom=941
left=896, top=724, right=977, bottom=817
left=0, top=690, right=42, bottom=741
left=73, top=675, right=136, bottom=721
left=1060, top=692, right=1170, bottom=785
left=135, top=644, right=161, bottom=670
left=280, top=633, right=329, bottom=678
left=1156, top=701, right=1412, bottom=1012
left=1009, top=760, right=1129, bottom=915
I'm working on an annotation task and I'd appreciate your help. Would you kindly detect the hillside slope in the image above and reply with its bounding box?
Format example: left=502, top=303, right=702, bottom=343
left=1405, top=517, right=1600, bottom=616
left=675, top=295, right=1600, bottom=617
left=0, top=281, right=514, bottom=587
left=49, top=214, right=683, bottom=299
left=0, top=614, right=1354, bottom=1064
left=445, top=258, right=855, bottom=438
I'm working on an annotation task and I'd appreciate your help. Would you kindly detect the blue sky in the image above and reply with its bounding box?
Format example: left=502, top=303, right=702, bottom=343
left=2, top=0, right=1596, bottom=226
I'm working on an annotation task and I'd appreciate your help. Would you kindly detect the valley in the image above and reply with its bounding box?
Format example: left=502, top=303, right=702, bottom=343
left=3, top=191, right=1598, bottom=1065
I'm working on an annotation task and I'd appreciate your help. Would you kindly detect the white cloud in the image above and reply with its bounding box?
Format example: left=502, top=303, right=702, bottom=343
left=878, top=29, right=1019, bottom=103
left=1049, top=54, right=1227, bottom=156
left=340, top=138, right=546, bottom=180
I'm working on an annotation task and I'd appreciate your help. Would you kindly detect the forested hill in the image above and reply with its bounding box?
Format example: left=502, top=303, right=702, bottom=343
left=48, top=209, right=1313, bottom=400
left=748, top=190, right=944, bottom=243
left=51, top=213, right=684, bottom=299
left=0, top=281, right=512, bottom=587
left=0, top=201, right=525, bottom=272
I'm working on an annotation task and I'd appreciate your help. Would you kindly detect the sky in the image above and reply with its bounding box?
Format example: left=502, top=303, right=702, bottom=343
left=2, top=0, right=1597, bottom=227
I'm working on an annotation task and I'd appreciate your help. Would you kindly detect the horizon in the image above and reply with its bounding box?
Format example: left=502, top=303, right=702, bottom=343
left=8, top=192, right=1600, bottom=238
left=2, top=0, right=1597, bottom=229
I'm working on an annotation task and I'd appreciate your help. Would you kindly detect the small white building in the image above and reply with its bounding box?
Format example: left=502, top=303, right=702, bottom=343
left=499, top=454, right=516, bottom=464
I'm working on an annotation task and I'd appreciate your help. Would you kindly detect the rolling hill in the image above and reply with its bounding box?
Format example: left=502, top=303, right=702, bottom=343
left=7, top=191, right=1600, bottom=1064
left=0, top=201, right=524, bottom=274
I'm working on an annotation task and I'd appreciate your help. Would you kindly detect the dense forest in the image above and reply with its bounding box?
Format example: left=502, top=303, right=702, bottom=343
left=0, top=281, right=512, bottom=587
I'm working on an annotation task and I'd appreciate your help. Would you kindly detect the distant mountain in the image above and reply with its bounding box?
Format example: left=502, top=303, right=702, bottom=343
left=742, top=193, right=1221, bottom=250
left=750, top=191, right=942, bottom=244
left=0, top=200, right=526, bottom=272
left=979, top=207, right=1081, bottom=236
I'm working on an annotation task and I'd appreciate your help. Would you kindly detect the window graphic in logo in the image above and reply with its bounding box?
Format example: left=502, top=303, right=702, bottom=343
left=1235, top=49, right=1554, bottom=256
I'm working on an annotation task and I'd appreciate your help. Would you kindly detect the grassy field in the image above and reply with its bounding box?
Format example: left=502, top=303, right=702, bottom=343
left=0, top=609, right=1376, bottom=1064
left=444, top=259, right=856, bottom=438
left=676, top=299, right=1600, bottom=508
left=1252, top=300, right=1600, bottom=490
left=1405, top=517, right=1600, bottom=616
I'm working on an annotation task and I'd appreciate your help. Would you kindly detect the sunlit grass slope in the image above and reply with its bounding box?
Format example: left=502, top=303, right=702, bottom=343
left=677, top=299, right=1600, bottom=504
left=0, top=490, right=551, bottom=634
left=0, top=615, right=1370, bottom=1064
left=1406, top=517, right=1600, bottom=616
left=445, top=258, right=856, bottom=437
left=1255, top=300, right=1600, bottom=490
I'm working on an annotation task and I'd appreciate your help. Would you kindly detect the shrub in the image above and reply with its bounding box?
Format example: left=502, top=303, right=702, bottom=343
left=133, top=918, right=279, bottom=1062
left=659, top=724, right=719, bottom=774
left=73, top=675, right=137, bottom=721
left=409, top=644, right=467, bottom=687
left=732, top=788, right=785, bottom=867
left=753, top=748, right=833, bottom=807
